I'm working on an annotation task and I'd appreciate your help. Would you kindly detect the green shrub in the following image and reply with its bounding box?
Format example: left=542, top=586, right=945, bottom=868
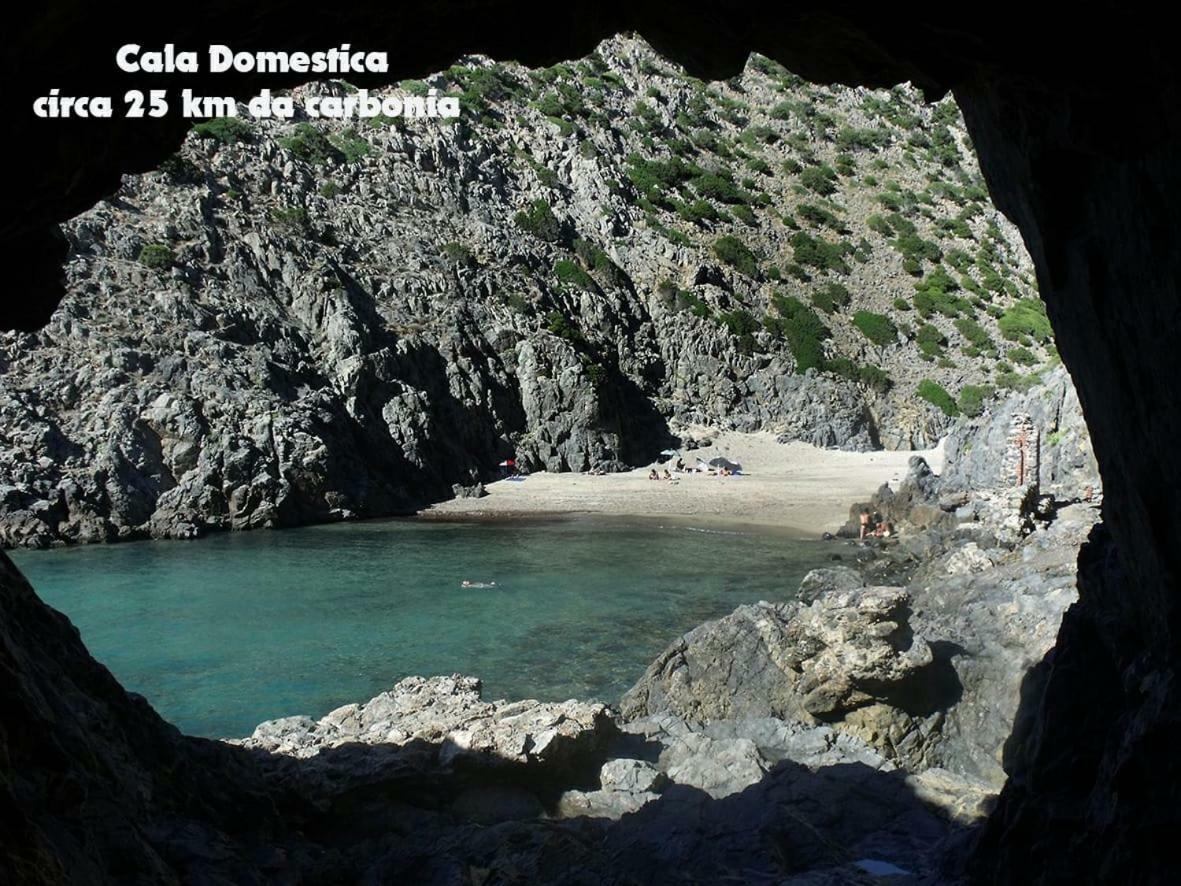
left=278, top=123, right=338, bottom=164
left=852, top=311, right=897, bottom=348
left=797, top=202, right=845, bottom=231
left=790, top=231, right=850, bottom=275
left=835, top=125, right=886, bottom=151
left=318, top=181, right=343, bottom=198
left=714, top=235, right=759, bottom=276
left=996, top=370, right=1040, bottom=392
left=327, top=128, right=370, bottom=164
left=676, top=289, right=712, bottom=318
left=1008, top=346, right=1038, bottom=366
left=769, top=294, right=830, bottom=373
left=553, top=259, right=595, bottom=290
left=954, top=317, right=992, bottom=348
left=719, top=308, right=760, bottom=354
left=191, top=117, right=252, bottom=144
left=730, top=205, right=758, bottom=226
left=958, top=384, right=996, bottom=418
left=625, top=154, right=699, bottom=204
left=505, top=292, right=530, bottom=313
left=857, top=364, right=893, bottom=393
left=916, top=379, right=959, bottom=416
left=545, top=311, right=585, bottom=344
left=514, top=199, right=563, bottom=242
left=799, top=164, right=838, bottom=195
left=893, top=233, right=943, bottom=267
left=811, top=282, right=851, bottom=314
left=998, top=298, right=1053, bottom=343
left=442, top=241, right=475, bottom=266
left=915, top=323, right=947, bottom=358
left=270, top=206, right=307, bottom=228
left=137, top=243, right=173, bottom=270
left=677, top=198, right=720, bottom=224
left=866, top=213, right=894, bottom=236
left=913, top=267, right=968, bottom=318
left=692, top=171, right=747, bottom=204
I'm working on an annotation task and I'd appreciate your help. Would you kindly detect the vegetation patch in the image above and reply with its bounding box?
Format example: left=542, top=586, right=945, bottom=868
left=714, top=235, right=759, bottom=276
left=916, top=379, right=959, bottom=416
left=852, top=311, right=897, bottom=348
left=137, top=243, right=173, bottom=270
left=767, top=294, right=830, bottom=373
left=998, top=298, right=1052, bottom=344
left=514, top=199, right=563, bottom=242
left=958, top=383, right=996, bottom=418
left=278, top=123, right=339, bottom=165
left=191, top=117, right=252, bottom=144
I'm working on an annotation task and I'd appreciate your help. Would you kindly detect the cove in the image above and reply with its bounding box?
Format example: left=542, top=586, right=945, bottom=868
left=10, top=516, right=845, bottom=739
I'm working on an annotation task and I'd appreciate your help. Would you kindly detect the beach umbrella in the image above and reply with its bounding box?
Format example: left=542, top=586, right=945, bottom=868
left=708, top=456, right=742, bottom=471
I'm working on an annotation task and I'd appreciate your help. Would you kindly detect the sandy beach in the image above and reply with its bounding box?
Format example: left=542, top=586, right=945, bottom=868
left=421, top=432, right=945, bottom=535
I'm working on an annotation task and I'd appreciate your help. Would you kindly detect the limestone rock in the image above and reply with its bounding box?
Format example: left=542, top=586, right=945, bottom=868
left=233, top=674, right=617, bottom=788
left=621, top=586, right=939, bottom=764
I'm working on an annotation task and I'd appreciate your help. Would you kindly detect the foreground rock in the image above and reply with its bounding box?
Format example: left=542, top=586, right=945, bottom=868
left=621, top=586, right=944, bottom=765
left=233, top=674, right=616, bottom=803
left=625, top=393, right=1099, bottom=786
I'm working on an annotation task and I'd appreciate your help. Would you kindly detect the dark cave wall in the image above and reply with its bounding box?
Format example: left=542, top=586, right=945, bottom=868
left=954, top=75, right=1181, bottom=881
left=4, top=3, right=1181, bottom=881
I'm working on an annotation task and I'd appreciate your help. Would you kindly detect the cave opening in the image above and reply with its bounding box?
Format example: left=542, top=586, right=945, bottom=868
left=3, top=8, right=1179, bottom=883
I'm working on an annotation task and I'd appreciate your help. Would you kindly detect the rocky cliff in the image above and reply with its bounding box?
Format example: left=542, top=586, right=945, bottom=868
left=0, top=36, right=1052, bottom=548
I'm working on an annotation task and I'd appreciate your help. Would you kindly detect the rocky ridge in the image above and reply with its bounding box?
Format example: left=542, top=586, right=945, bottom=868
left=0, top=35, right=1052, bottom=547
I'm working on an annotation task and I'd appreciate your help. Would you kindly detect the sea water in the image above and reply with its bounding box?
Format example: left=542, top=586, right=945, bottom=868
left=9, top=516, right=847, bottom=738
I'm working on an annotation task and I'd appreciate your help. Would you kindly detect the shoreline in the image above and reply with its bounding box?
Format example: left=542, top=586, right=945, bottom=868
left=420, top=432, right=946, bottom=536
left=416, top=509, right=827, bottom=540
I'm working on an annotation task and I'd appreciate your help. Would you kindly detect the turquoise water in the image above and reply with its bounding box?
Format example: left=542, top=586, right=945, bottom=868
left=10, top=516, right=844, bottom=739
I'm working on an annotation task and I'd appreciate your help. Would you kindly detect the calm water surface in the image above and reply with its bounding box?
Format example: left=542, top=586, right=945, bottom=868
left=11, top=516, right=846, bottom=738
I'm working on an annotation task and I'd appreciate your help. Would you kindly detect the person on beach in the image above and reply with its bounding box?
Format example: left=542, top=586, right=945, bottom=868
left=648, top=468, right=659, bottom=480
left=859, top=508, right=871, bottom=540
left=663, top=468, right=672, bottom=480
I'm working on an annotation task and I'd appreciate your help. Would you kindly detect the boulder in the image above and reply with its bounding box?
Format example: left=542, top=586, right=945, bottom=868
left=620, top=587, right=940, bottom=763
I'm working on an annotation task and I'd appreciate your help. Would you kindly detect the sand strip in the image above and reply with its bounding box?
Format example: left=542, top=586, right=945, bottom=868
left=421, top=432, right=944, bottom=536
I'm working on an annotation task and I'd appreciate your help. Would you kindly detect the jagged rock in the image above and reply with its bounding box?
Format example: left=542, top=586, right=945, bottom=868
left=232, top=675, right=617, bottom=793
left=599, top=758, right=667, bottom=794
left=839, top=456, right=953, bottom=538
left=620, top=587, right=939, bottom=765
left=797, top=565, right=864, bottom=603
left=942, top=542, right=998, bottom=575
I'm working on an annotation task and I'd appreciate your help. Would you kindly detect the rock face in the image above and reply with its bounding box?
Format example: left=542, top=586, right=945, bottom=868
left=621, top=588, right=937, bottom=757
left=0, top=35, right=1046, bottom=548
left=940, top=366, right=1099, bottom=500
